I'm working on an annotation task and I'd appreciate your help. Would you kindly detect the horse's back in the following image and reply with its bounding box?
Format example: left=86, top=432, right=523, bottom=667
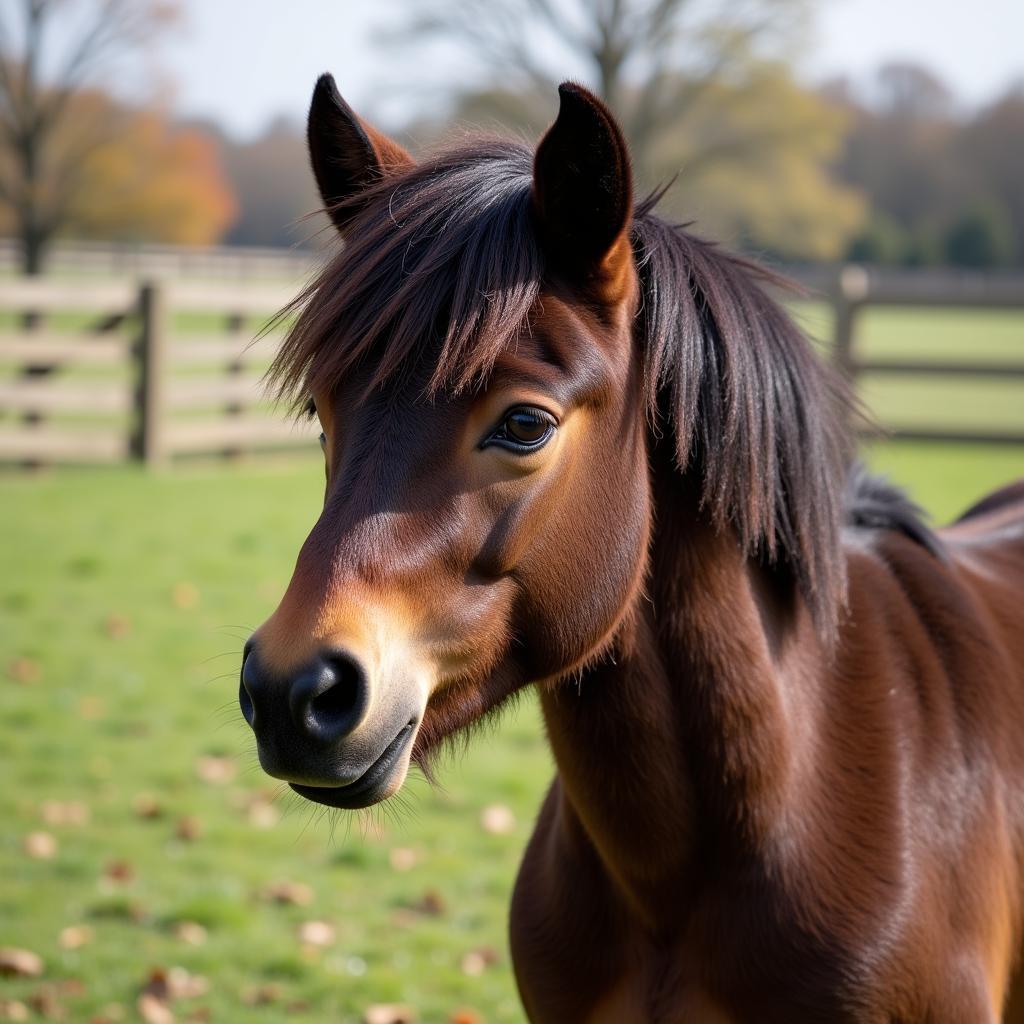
left=942, top=478, right=1024, bottom=652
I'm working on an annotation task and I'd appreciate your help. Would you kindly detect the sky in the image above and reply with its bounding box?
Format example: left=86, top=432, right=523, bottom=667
left=149, top=0, right=1024, bottom=140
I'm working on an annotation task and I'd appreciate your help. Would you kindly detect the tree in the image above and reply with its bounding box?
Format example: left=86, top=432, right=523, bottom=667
left=0, top=0, right=177, bottom=273
left=944, top=201, right=1016, bottom=268
left=389, top=0, right=864, bottom=261
left=217, top=117, right=326, bottom=248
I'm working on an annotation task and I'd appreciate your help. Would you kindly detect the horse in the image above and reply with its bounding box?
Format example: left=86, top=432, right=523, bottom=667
left=238, top=74, right=1024, bottom=1022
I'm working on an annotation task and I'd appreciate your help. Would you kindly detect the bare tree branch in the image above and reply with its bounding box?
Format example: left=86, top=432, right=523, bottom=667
left=0, top=0, right=176, bottom=273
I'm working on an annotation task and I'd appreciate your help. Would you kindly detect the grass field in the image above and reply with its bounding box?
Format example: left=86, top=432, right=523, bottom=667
left=2, top=443, right=1023, bottom=1023
left=1, top=298, right=1022, bottom=1022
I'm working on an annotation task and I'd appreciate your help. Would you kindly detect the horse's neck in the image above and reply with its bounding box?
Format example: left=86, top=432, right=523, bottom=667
left=539, top=465, right=824, bottom=928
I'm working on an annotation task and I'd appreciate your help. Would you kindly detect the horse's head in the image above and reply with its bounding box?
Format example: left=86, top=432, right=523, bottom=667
left=239, top=77, right=652, bottom=808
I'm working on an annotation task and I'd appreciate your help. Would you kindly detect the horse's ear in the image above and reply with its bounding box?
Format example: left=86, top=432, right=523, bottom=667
left=532, top=82, right=633, bottom=292
left=308, top=73, right=414, bottom=233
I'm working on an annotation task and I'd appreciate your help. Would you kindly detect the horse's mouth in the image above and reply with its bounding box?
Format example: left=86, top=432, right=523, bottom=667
left=289, top=720, right=417, bottom=810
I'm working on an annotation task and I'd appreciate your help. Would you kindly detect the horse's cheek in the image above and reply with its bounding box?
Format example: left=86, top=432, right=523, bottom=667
left=518, top=455, right=650, bottom=675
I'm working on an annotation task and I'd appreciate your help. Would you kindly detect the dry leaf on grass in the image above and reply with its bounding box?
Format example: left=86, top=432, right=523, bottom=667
left=297, top=921, right=335, bottom=947
left=171, top=582, right=200, bottom=610
left=408, top=889, right=446, bottom=917
left=0, top=948, right=43, bottom=978
left=58, top=926, right=93, bottom=950
left=40, top=800, right=89, bottom=826
left=246, top=799, right=280, bottom=828
left=241, top=983, right=282, bottom=1007
left=480, top=803, right=516, bottom=835
left=77, top=696, right=105, bottom=721
left=23, top=831, right=58, bottom=859
left=363, top=1005, right=418, bottom=1024
left=103, top=614, right=131, bottom=639
left=194, top=756, right=235, bottom=784
left=133, top=794, right=164, bottom=819
left=0, top=999, right=31, bottom=1021
left=449, top=1010, right=484, bottom=1024
left=6, top=656, right=40, bottom=684
left=175, top=817, right=203, bottom=842
left=459, top=946, right=499, bottom=976
left=137, top=992, right=174, bottom=1024
left=172, top=922, right=207, bottom=946
left=166, top=968, right=209, bottom=1000
left=27, top=986, right=65, bottom=1019
left=103, top=860, right=135, bottom=884
left=388, top=847, right=418, bottom=872
left=263, top=880, right=313, bottom=906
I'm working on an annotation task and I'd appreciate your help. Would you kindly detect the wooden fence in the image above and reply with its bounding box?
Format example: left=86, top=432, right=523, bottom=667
left=0, top=267, right=1022, bottom=465
left=0, top=279, right=316, bottom=465
left=822, top=265, right=1024, bottom=446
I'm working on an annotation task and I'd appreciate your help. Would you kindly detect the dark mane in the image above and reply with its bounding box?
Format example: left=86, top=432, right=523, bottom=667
left=269, top=140, right=857, bottom=633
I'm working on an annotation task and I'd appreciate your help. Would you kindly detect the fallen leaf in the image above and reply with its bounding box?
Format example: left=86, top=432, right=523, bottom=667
left=388, top=847, right=418, bottom=872
left=480, top=803, right=516, bottom=835
left=194, top=756, right=235, bottom=784
left=103, top=614, right=131, bottom=639
left=166, top=968, right=208, bottom=1000
left=0, top=1000, right=30, bottom=1021
left=171, top=922, right=207, bottom=947
left=6, top=656, right=40, bottom=684
left=459, top=946, right=498, bottom=976
left=297, top=921, right=335, bottom=947
left=408, top=889, right=446, bottom=917
left=103, top=860, right=135, bottom=884
left=0, top=946, right=42, bottom=978
left=449, top=1011, right=483, bottom=1024
left=78, top=696, right=105, bottom=721
left=41, top=800, right=89, bottom=827
left=363, top=1006, right=418, bottom=1024
left=263, top=880, right=313, bottom=906
left=137, top=993, right=174, bottom=1024
left=184, top=1010, right=211, bottom=1023
left=58, top=926, right=93, bottom=950
left=23, top=831, right=58, bottom=859
left=171, top=582, right=200, bottom=610
left=133, top=794, right=163, bottom=819
left=246, top=799, right=279, bottom=828
left=241, top=984, right=282, bottom=1007
left=175, top=817, right=203, bottom=842
left=27, top=987, right=64, bottom=1020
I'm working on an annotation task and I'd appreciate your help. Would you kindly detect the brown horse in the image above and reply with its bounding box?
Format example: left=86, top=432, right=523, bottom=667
left=239, top=75, right=1024, bottom=1022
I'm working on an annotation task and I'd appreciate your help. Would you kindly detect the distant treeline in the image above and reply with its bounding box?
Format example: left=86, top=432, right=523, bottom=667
left=207, top=64, right=1023, bottom=269
left=825, top=65, right=1023, bottom=269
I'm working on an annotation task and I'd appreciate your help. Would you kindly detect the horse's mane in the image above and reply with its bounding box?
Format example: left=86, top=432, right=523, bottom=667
left=269, top=140, right=862, bottom=633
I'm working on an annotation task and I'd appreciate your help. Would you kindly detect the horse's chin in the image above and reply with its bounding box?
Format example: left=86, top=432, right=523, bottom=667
left=288, top=719, right=417, bottom=810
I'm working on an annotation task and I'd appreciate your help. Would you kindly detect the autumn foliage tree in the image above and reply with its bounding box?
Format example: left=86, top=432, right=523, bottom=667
left=0, top=0, right=233, bottom=273
left=391, top=0, right=865, bottom=261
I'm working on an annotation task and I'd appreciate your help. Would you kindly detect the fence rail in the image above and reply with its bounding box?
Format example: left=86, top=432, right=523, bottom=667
left=0, top=278, right=315, bottom=465
left=0, top=266, right=1022, bottom=466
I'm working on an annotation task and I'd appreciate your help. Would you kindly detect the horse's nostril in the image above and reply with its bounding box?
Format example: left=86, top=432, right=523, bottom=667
left=238, top=677, right=255, bottom=727
left=239, top=646, right=259, bottom=728
left=310, top=659, right=360, bottom=721
left=292, top=651, right=368, bottom=743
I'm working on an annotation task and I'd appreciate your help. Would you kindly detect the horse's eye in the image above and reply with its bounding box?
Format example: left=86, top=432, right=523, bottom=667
left=484, top=407, right=556, bottom=453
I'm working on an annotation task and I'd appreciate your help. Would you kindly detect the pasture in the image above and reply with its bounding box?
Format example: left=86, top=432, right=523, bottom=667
left=1, top=301, right=1022, bottom=1022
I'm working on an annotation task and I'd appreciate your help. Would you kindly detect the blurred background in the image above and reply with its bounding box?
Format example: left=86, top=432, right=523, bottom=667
left=1, top=1, right=1021, bottom=1022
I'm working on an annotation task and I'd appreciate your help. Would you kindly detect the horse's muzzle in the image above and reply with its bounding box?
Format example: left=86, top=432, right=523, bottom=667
left=239, top=640, right=421, bottom=807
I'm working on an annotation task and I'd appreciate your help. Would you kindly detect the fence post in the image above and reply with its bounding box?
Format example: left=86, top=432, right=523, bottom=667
left=133, top=281, right=168, bottom=466
left=832, top=264, right=869, bottom=383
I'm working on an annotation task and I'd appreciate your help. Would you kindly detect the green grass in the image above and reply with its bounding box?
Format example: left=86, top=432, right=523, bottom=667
left=0, top=458, right=546, bottom=1022
left=1, top=442, right=1022, bottom=1021
left=1, top=291, right=1023, bottom=1020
